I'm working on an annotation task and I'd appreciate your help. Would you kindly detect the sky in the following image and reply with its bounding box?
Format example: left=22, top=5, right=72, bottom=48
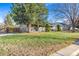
left=0, top=3, right=65, bottom=23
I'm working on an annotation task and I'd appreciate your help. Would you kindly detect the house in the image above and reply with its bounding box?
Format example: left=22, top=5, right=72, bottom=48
left=51, top=22, right=70, bottom=31
left=0, top=21, right=71, bottom=33
left=15, top=24, right=45, bottom=32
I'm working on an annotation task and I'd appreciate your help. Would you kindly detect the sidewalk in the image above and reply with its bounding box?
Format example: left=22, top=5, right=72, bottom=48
left=0, top=33, right=17, bottom=36
left=51, top=44, right=79, bottom=56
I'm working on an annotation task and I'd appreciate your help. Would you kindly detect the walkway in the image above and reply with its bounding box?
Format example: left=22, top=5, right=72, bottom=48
left=51, top=40, right=79, bottom=56
left=0, top=33, right=16, bottom=36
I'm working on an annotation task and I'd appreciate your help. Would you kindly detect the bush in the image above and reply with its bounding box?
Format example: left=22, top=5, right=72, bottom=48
left=6, top=27, right=21, bottom=33
left=57, top=24, right=61, bottom=31
left=45, top=24, right=51, bottom=32
left=6, top=27, right=14, bottom=33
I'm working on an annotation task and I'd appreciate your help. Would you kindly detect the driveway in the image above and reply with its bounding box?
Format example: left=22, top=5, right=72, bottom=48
left=51, top=39, right=79, bottom=56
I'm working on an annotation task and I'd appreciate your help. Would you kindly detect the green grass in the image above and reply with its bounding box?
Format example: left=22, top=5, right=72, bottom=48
left=0, top=32, right=78, bottom=55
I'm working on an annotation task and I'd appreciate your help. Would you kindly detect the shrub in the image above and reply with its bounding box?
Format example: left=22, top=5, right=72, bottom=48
left=6, top=27, right=14, bottom=33
left=45, top=24, right=51, bottom=32
left=6, top=27, right=9, bottom=33
left=5, top=27, right=21, bottom=33
left=57, top=24, right=61, bottom=31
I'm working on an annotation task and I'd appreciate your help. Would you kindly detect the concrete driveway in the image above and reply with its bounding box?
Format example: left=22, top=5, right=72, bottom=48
left=51, top=39, right=79, bottom=56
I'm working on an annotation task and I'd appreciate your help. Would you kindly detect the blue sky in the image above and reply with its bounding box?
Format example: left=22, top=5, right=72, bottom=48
left=0, top=3, right=11, bottom=23
left=0, top=3, right=64, bottom=23
left=46, top=3, right=66, bottom=23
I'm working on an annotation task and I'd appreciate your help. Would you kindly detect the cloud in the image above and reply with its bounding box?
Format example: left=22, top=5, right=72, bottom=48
left=56, top=20, right=63, bottom=23
left=0, top=17, right=4, bottom=23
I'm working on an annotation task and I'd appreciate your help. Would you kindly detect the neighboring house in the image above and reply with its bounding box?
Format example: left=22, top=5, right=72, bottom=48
left=0, top=22, right=73, bottom=33
left=0, top=23, right=45, bottom=33
left=51, top=22, right=70, bottom=31
left=19, top=25, right=28, bottom=32
left=18, top=24, right=45, bottom=32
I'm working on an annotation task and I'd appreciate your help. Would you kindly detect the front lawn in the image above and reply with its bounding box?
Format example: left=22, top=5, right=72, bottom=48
left=0, top=32, right=78, bottom=56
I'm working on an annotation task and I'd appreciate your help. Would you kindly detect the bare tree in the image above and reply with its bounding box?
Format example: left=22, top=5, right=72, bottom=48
left=75, top=17, right=79, bottom=28
left=54, top=3, right=79, bottom=32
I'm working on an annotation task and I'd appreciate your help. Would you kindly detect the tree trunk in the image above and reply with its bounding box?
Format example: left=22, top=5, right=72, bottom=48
left=70, top=19, right=75, bottom=32
left=27, top=24, right=31, bottom=33
left=37, top=24, right=39, bottom=31
left=71, top=20, right=75, bottom=32
left=72, top=24, right=75, bottom=32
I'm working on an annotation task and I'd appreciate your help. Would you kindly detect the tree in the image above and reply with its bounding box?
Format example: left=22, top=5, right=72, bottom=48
left=35, top=4, right=48, bottom=31
left=74, top=17, right=79, bottom=28
left=4, top=14, right=14, bottom=33
left=45, top=22, right=51, bottom=32
left=54, top=3, right=79, bottom=32
left=4, top=14, right=14, bottom=28
left=11, top=3, right=48, bottom=32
